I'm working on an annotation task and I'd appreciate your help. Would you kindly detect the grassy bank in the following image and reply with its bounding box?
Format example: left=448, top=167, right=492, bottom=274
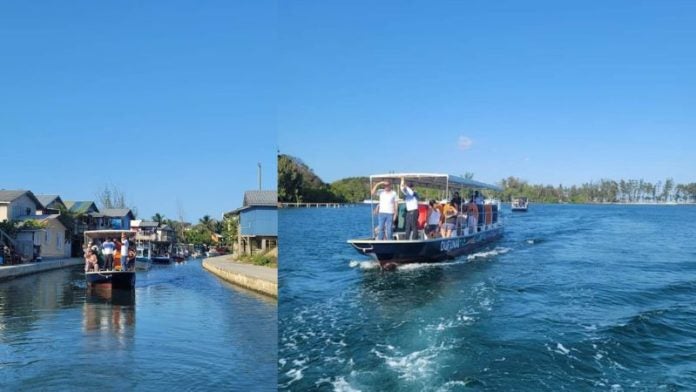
left=238, top=253, right=277, bottom=268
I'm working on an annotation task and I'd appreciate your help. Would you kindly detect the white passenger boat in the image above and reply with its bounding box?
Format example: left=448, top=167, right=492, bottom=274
left=84, top=230, right=136, bottom=289
left=511, top=197, right=529, bottom=212
left=347, top=173, right=504, bottom=270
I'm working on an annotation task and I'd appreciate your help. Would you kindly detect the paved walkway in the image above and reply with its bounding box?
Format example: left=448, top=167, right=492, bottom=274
left=202, top=255, right=277, bottom=298
left=0, top=257, right=83, bottom=281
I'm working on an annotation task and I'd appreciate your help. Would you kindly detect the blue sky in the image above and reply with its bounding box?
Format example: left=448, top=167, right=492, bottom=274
left=0, top=1, right=277, bottom=221
left=278, top=1, right=695, bottom=187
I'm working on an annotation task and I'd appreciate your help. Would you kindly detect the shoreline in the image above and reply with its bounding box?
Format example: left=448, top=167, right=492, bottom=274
left=0, top=257, right=83, bottom=281
left=202, top=255, right=277, bottom=299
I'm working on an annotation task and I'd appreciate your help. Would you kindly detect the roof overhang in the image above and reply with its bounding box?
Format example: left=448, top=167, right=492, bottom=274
left=369, top=173, right=502, bottom=192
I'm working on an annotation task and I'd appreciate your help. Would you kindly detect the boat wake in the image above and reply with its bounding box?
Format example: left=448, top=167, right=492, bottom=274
left=348, top=247, right=512, bottom=271
left=348, top=260, right=380, bottom=270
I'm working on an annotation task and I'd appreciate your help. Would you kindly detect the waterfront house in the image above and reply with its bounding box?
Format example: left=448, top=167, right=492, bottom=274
left=0, top=190, right=44, bottom=222
left=15, top=214, right=72, bottom=260
left=64, top=200, right=101, bottom=256
left=0, top=190, right=45, bottom=261
left=97, top=208, right=135, bottom=230
left=132, top=220, right=176, bottom=256
left=35, top=195, right=67, bottom=215
left=227, top=190, right=277, bottom=255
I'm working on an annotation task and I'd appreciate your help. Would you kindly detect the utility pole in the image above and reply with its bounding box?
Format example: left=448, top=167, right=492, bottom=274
left=258, top=162, right=262, bottom=190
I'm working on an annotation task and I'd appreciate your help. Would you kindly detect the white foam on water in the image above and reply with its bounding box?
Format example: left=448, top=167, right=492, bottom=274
left=332, top=376, right=362, bottom=392
left=436, top=380, right=471, bottom=391
left=278, top=358, right=286, bottom=367
left=282, top=366, right=306, bottom=388
left=467, top=247, right=511, bottom=261
left=348, top=260, right=380, bottom=270
left=527, top=239, right=534, bottom=244
left=371, top=345, right=446, bottom=381
left=555, top=343, right=570, bottom=355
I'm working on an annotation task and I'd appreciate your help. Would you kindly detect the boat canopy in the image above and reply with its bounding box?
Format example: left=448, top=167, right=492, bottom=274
left=84, top=230, right=136, bottom=240
left=369, top=173, right=502, bottom=192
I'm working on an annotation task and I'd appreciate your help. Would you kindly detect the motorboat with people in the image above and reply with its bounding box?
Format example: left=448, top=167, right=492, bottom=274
left=347, top=173, right=504, bottom=270
left=84, top=230, right=136, bottom=289
left=135, top=240, right=153, bottom=270
left=511, top=197, right=529, bottom=212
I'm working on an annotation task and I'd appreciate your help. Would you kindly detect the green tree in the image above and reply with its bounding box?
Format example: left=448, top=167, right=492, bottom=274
left=152, top=213, right=165, bottom=225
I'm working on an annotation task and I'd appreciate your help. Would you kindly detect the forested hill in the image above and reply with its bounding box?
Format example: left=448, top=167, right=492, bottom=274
left=277, top=154, right=696, bottom=204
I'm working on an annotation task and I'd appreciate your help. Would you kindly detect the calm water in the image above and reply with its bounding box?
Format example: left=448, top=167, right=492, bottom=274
left=279, top=204, right=696, bottom=391
left=0, top=259, right=277, bottom=391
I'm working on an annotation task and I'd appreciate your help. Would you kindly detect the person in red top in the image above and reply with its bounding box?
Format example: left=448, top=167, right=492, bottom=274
left=466, top=197, right=479, bottom=233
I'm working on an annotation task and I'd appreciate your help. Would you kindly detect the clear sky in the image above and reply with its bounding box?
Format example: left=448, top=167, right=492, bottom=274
left=278, top=1, right=695, bottom=187
left=0, top=1, right=277, bottom=221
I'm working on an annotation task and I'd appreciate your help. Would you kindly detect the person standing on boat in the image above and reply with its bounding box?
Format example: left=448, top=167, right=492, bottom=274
left=120, top=233, right=130, bottom=271
left=451, top=192, right=462, bottom=211
left=371, top=181, right=397, bottom=240
left=400, top=178, right=419, bottom=240
left=426, top=200, right=441, bottom=238
left=466, top=197, right=479, bottom=233
left=102, top=238, right=115, bottom=270
left=442, top=201, right=458, bottom=238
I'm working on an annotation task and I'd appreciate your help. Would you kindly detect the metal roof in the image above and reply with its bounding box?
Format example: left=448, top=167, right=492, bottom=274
left=0, top=190, right=45, bottom=207
left=83, top=230, right=135, bottom=239
left=135, top=220, right=160, bottom=228
left=243, top=190, right=277, bottom=207
left=369, top=173, right=502, bottom=192
left=36, top=195, right=65, bottom=208
left=100, top=208, right=134, bottom=218
left=64, top=201, right=99, bottom=214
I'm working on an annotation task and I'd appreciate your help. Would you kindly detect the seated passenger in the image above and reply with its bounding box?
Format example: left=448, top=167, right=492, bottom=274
left=84, top=250, right=99, bottom=272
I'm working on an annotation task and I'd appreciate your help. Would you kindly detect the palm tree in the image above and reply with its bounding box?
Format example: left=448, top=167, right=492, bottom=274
left=199, top=215, right=216, bottom=232
left=152, top=213, right=165, bottom=225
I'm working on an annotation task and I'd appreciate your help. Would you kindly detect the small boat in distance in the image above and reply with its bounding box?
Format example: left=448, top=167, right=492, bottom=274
left=347, top=173, right=504, bottom=270
left=135, top=241, right=153, bottom=270
left=511, top=197, right=529, bottom=212
left=84, top=230, right=136, bottom=290
left=151, top=254, right=172, bottom=264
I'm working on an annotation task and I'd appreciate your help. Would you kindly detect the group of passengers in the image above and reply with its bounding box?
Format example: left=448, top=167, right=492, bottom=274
left=84, top=233, right=136, bottom=272
left=372, top=179, right=486, bottom=240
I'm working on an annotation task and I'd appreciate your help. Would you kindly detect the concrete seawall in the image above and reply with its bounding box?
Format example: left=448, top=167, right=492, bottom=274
left=0, top=257, right=83, bottom=281
left=202, top=256, right=277, bottom=299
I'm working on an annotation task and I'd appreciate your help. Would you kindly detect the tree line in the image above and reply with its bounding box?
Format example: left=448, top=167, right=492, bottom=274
left=278, top=154, right=696, bottom=204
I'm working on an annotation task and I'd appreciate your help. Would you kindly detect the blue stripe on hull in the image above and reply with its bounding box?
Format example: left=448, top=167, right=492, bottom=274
left=350, top=227, right=504, bottom=267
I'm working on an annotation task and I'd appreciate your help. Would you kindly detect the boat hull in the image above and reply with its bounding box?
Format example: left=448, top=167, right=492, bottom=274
left=85, top=271, right=136, bottom=289
left=348, top=226, right=504, bottom=269
left=511, top=207, right=528, bottom=212
left=151, top=256, right=171, bottom=264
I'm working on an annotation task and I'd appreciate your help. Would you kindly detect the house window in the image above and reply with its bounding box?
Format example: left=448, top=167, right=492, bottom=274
left=25, top=207, right=31, bottom=216
left=57, top=233, right=62, bottom=249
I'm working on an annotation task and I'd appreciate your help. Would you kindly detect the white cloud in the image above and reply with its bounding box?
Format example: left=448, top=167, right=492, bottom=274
left=458, top=136, right=473, bottom=150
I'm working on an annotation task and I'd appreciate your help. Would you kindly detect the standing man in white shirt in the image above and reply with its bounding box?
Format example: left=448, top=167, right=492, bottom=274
left=102, top=238, right=115, bottom=270
left=400, top=177, right=419, bottom=240
left=371, top=180, right=398, bottom=240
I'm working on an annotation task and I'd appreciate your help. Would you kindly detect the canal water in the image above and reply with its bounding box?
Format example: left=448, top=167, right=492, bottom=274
left=0, top=259, right=277, bottom=391
left=279, top=204, right=696, bottom=391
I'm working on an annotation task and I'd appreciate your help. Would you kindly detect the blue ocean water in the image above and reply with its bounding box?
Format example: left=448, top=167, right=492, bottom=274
left=279, top=204, right=696, bottom=391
